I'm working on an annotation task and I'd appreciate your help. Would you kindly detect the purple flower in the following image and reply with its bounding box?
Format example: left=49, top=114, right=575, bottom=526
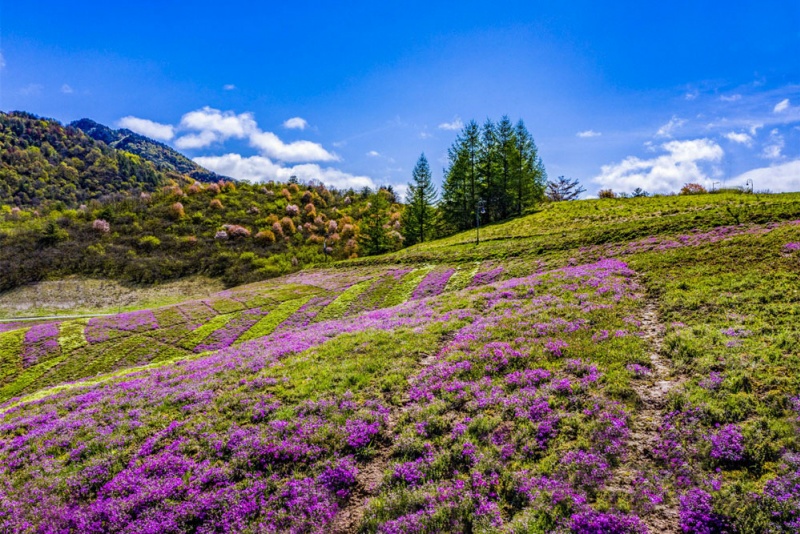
left=709, top=424, right=744, bottom=462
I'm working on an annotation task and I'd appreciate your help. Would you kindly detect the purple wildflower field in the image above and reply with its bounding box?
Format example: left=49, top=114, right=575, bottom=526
left=2, top=212, right=800, bottom=533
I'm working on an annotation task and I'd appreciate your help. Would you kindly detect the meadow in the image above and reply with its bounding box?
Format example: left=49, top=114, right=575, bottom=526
left=2, top=191, right=800, bottom=533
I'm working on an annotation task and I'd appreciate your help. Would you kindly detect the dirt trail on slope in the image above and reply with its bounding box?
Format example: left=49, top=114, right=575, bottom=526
left=332, top=346, right=440, bottom=533
left=617, top=296, right=684, bottom=532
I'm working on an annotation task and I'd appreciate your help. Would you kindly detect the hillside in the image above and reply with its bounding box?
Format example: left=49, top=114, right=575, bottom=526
left=71, top=118, right=224, bottom=183
left=0, top=178, right=404, bottom=291
left=0, top=112, right=406, bottom=292
left=0, top=112, right=176, bottom=208
left=2, top=191, right=800, bottom=532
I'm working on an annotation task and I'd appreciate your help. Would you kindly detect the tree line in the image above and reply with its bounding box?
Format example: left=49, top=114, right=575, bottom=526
left=403, top=116, right=548, bottom=245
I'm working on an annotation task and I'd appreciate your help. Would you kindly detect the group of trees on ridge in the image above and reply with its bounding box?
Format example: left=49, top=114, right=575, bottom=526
left=402, top=117, right=548, bottom=245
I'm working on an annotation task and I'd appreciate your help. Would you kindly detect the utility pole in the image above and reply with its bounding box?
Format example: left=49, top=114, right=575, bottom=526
left=475, top=199, right=486, bottom=245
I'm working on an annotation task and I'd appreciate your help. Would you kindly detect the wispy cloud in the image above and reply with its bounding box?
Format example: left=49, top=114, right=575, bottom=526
left=720, top=94, right=741, bottom=102
left=283, top=117, right=309, bottom=130
left=118, top=116, right=175, bottom=141
left=774, top=98, right=790, bottom=113
left=655, top=116, right=686, bottom=138
left=60, top=84, right=74, bottom=94
left=577, top=130, right=602, bottom=138
left=761, top=128, right=784, bottom=160
left=366, top=150, right=381, bottom=157
left=0, top=52, right=5, bottom=69
left=438, top=116, right=464, bottom=131
left=723, top=131, right=752, bottom=146
left=685, top=90, right=699, bottom=101
left=223, top=84, right=236, bottom=91
left=594, top=138, right=723, bottom=193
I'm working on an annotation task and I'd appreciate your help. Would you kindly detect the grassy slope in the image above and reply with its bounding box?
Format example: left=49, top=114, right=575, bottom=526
left=2, top=191, right=800, bottom=532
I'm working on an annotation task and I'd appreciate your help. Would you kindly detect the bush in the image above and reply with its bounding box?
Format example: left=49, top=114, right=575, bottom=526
left=598, top=189, right=616, bottom=199
left=680, top=183, right=707, bottom=195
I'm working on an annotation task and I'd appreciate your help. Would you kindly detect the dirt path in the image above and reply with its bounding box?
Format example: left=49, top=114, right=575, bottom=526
left=620, top=296, right=683, bottom=532
left=332, top=346, right=443, bottom=533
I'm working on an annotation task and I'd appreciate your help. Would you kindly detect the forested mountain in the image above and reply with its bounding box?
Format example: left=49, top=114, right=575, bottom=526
left=71, top=118, right=224, bottom=183
left=0, top=112, right=172, bottom=208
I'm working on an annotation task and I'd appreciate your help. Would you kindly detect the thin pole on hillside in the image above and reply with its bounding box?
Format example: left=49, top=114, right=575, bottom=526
left=475, top=199, right=486, bottom=245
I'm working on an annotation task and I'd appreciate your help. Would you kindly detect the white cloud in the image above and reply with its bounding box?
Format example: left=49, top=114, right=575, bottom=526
left=118, top=116, right=175, bottom=141
left=724, top=131, right=753, bottom=146
left=728, top=159, right=800, bottom=192
left=367, top=150, right=381, bottom=157
left=577, top=130, right=602, bottom=138
left=60, top=84, right=74, bottom=94
left=223, top=84, right=236, bottom=91
left=249, top=130, right=339, bottom=162
left=655, top=116, right=686, bottom=138
left=774, top=98, right=790, bottom=113
left=283, top=117, right=309, bottom=130
left=418, top=131, right=432, bottom=139
left=438, top=116, right=464, bottom=131
left=171, top=106, right=337, bottom=162
left=174, top=130, right=218, bottom=149
left=762, top=129, right=784, bottom=160
left=594, top=138, right=724, bottom=193
left=685, top=90, right=699, bottom=101
left=194, top=153, right=376, bottom=190
left=720, top=94, right=742, bottom=102
left=177, top=106, right=257, bottom=145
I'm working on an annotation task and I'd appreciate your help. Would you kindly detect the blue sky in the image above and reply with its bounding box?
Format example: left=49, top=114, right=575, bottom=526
left=2, top=1, right=799, bottom=196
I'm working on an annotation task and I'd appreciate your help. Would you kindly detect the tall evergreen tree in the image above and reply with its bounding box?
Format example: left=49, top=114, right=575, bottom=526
left=401, top=154, right=437, bottom=246
left=496, top=116, right=516, bottom=220
left=478, top=119, right=499, bottom=222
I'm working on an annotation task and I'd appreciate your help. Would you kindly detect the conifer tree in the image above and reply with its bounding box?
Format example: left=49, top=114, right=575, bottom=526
left=401, top=154, right=438, bottom=246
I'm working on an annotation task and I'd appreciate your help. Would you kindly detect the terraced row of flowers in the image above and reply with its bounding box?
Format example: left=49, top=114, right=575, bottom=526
left=0, top=264, right=501, bottom=404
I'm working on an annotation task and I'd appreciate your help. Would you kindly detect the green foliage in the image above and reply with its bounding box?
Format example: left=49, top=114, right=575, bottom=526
left=58, top=319, right=88, bottom=353
left=237, top=296, right=312, bottom=343
left=441, top=116, right=545, bottom=232
left=316, top=280, right=374, bottom=322
left=0, top=329, right=25, bottom=381
left=401, top=154, right=438, bottom=246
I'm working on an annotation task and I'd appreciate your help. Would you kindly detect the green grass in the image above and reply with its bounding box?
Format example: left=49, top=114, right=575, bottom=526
left=237, top=296, right=313, bottom=344
left=315, top=279, right=374, bottom=321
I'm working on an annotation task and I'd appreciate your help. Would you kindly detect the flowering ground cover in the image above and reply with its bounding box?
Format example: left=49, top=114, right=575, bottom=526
left=3, top=192, right=800, bottom=532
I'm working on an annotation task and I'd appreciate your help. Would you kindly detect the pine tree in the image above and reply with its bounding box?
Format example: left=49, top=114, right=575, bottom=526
left=441, top=134, right=472, bottom=231
left=401, top=154, right=437, bottom=246
left=496, top=116, right=515, bottom=221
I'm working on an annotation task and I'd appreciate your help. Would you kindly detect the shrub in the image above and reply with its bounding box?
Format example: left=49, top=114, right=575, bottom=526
left=255, top=230, right=276, bottom=244
left=280, top=217, right=296, bottom=234
left=286, top=204, right=300, bottom=217
left=138, top=236, right=161, bottom=251
left=223, top=224, right=251, bottom=239
left=210, top=198, right=224, bottom=210
left=170, top=202, right=185, bottom=219
left=92, top=219, right=110, bottom=233
left=598, top=189, right=616, bottom=199
left=680, top=183, right=707, bottom=195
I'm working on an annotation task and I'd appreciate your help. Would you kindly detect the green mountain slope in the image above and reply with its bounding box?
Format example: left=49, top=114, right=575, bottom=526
left=0, top=111, right=170, bottom=208
left=71, top=118, right=224, bottom=183
left=2, top=191, right=800, bottom=532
